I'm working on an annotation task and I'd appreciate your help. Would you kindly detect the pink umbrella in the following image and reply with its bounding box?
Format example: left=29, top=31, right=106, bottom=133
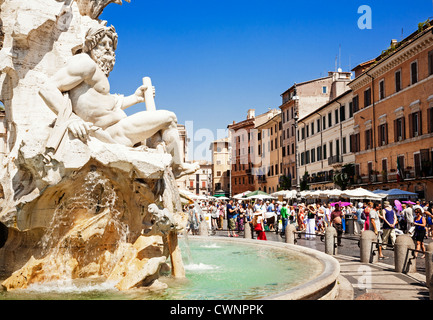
left=331, top=201, right=351, bottom=207
left=402, top=201, right=416, bottom=205
left=394, top=200, right=403, bottom=211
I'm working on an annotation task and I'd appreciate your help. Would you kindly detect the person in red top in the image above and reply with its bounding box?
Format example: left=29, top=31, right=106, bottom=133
left=252, top=211, right=267, bottom=241
left=297, top=204, right=305, bottom=231
left=331, top=204, right=344, bottom=247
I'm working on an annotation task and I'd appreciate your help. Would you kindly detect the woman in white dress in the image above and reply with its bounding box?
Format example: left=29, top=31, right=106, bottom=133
left=306, top=204, right=317, bottom=240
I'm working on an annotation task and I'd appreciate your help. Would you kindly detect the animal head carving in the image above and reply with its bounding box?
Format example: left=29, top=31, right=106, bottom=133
left=75, top=0, right=131, bottom=19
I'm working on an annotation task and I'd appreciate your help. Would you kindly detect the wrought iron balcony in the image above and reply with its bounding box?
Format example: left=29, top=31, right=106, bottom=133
left=328, top=155, right=343, bottom=166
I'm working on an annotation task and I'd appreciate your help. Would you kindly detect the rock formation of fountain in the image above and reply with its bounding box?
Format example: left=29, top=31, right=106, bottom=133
left=0, top=0, right=194, bottom=291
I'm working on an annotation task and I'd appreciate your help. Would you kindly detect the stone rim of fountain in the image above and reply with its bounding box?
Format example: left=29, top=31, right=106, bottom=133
left=184, top=236, right=341, bottom=300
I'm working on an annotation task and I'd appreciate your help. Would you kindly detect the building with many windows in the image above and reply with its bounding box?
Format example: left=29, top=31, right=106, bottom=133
left=254, top=112, right=282, bottom=194
left=297, top=89, right=355, bottom=190
left=279, top=71, right=352, bottom=187
left=227, top=108, right=280, bottom=196
left=222, top=22, right=433, bottom=201
left=349, top=23, right=433, bottom=199
left=209, top=137, right=230, bottom=196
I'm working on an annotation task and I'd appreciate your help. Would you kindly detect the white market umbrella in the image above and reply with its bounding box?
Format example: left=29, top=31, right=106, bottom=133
left=232, top=191, right=252, bottom=199
left=247, top=194, right=277, bottom=200
left=321, top=189, right=343, bottom=198
left=340, top=188, right=384, bottom=200
left=271, top=190, right=296, bottom=199
left=271, top=190, right=292, bottom=199
left=305, top=190, right=322, bottom=199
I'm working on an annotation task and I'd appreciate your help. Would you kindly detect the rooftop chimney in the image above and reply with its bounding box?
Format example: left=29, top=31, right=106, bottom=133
left=247, top=109, right=255, bottom=119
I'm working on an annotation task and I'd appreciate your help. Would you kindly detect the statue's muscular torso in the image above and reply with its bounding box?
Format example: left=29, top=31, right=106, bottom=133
left=68, top=53, right=127, bottom=129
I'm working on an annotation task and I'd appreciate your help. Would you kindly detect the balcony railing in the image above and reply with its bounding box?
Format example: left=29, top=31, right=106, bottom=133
left=328, top=155, right=343, bottom=166
left=257, top=175, right=267, bottom=183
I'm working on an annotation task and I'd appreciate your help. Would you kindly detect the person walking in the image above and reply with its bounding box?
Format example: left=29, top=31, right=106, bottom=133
left=381, top=201, right=397, bottom=249
left=364, top=202, right=372, bottom=231
left=226, top=199, right=238, bottom=237
left=331, top=203, right=344, bottom=247
left=246, top=203, right=254, bottom=239
left=306, top=204, right=317, bottom=240
left=237, top=200, right=245, bottom=232
left=289, top=206, right=297, bottom=226
left=355, top=203, right=365, bottom=234
left=412, top=207, right=426, bottom=258
left=316, top=204, right=326, bottom=234
left=217, top=202, right=225, bottom=230
left=297, top=204, right=306, bottom=231
left=370, top=203, right=385, bottom=259
left=188, top=203, right=200, bottom=235
left=280, top=202, right=289, bottom=235
left=209, top=201, right=218, bottom=234
left=266, top=200, right=276, bottom=231
left=252, top=211, right=267, bottom=241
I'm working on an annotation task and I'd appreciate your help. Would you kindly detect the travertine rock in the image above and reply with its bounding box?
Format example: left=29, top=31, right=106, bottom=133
left=0, top=0, right=190, bottom=291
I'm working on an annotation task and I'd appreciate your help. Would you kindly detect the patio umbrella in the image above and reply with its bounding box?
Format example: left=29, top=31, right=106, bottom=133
left=402, top=200, right=416, bottom=205
left=247, top=194, right=276, bottom=200
left=245, top=190, right=271, bottom=197
left=382, top=189, right=418, bottom=199
left=322, top=189, right=343, bottom=198
left=215, top=196, right=230, bottom=200
left=271, top=190, right=298, bottom=199
left=394, top=200, right=403, bottom=211
left=372, top=189, right=387, bottom=194
left=330, top=201, right=352, bottom=207
left=213, top=193, right=229, bottom=198
left=232, top=191, right=252, bottom=199
left=340, top=188, right=384, bottom=200
left=305, top=190, right=322, bottom=199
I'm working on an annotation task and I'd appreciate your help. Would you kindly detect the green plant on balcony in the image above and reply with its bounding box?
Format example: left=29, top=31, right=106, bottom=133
left=300, top=171, right=309, bottom=191
left=333, top=164, right=354, bottom=190
left=278, top=175, right=292, bottom=190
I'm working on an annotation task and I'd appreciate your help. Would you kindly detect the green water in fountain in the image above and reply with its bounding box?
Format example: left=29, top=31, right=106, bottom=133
left=0, top=238, right=321, bottom=300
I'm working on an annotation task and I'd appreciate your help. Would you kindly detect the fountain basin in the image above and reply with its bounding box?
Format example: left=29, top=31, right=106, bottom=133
left=0, top=236, right=340, bottom=300
left=179, top=237, right=341, bottom=300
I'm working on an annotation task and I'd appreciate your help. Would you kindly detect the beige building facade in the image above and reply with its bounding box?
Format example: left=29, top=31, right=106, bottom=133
left=280, top=71, right=352, bottom=187
left=253, top=112, right=282, bottom=194
left=210, top=137, right=230, bottom=196
left=297, top=90, right=355, bottom=190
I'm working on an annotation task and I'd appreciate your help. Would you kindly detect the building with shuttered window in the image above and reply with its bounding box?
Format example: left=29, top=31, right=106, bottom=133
left=349, top=22, right=433, bottom=200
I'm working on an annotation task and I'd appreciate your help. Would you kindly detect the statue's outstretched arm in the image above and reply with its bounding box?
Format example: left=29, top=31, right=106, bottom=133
left=119, top=77, right=155, bottom=111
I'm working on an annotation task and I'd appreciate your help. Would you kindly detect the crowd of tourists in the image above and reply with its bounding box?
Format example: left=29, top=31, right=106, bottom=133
left=184, top=197, right=433, bottom=257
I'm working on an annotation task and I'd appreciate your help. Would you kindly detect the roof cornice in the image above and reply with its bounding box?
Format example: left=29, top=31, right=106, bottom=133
left=349, top=28, right=433, bottom=91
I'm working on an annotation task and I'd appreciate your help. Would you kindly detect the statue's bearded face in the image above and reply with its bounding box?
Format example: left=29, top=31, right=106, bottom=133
left=90, top=34, right=116, bottom=76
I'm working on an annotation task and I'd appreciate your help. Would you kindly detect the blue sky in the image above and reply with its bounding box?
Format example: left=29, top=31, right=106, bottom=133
left=100, top=0, right=433, bottom=160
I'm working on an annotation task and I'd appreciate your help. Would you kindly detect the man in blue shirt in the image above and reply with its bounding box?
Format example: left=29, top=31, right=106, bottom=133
left=381, top=201, right=397, bottom=249
left=266, top=200, right=276, bottom=231
left=226, top=199, right=238, bottom=237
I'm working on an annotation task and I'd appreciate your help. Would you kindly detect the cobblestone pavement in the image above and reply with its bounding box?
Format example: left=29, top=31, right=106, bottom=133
left=206, top=225, right=432, bottom=300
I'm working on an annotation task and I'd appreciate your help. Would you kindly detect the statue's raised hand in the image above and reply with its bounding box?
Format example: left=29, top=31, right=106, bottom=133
left=134, top=84, right=155, bottom=104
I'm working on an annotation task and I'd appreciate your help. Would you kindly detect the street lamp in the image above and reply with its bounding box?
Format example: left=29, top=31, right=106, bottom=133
left=292, top=84, right=301, bottom=205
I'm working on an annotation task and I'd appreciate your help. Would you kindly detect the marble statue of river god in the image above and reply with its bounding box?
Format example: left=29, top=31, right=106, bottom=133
left=0, top=0, right=197, bottom=292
